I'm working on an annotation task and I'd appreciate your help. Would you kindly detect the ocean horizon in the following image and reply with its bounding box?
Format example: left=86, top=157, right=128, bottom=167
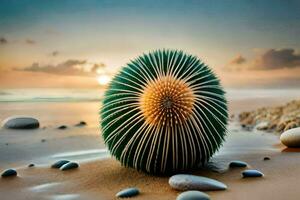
left=0, top=88, right=299, bottom=103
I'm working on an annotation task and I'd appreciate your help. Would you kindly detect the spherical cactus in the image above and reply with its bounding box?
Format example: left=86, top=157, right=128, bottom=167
left=101, top=49, right=228, bottom=174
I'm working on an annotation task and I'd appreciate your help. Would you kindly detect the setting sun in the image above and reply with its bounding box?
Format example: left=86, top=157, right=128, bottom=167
left=97, top=75, right=110, bottom=86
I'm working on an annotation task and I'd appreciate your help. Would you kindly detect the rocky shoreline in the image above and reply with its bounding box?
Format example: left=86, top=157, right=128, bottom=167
left=239, top=99, right=300, bottom=133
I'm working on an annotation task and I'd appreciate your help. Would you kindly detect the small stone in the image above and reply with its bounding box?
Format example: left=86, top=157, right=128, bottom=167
left=116, top=187, right=139, bottom=198
left=41, top=139, right=46, bottom=143
left=60, top=162, right=79, bottom=171
left=263, top=157, right=270, bottom=161
left=280, top=127, right=300, bottom=147
left=229, top=161, right=247, bottom=168
left=255, top=121, right=269, bottom=131
left=1, top=169, right=17, bottom=177
left=28, top=163, right=35, bottom=167
left=58, top=125, right=67, bottom=129
left=51, top=160, right=70, bottom=168
left=241, top=124, right=253, bottom=131
left=169, top=174, right=227, bottom=191
left=75, top=121, right=87, bottom=127
left=177, top=191, right=210, bottom=200
left=2, top=117, right=39, bottom=129
left=242, top=169, right=264, bottom=178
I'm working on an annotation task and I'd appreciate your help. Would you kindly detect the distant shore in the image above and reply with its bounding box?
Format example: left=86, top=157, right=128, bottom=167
left=239, top=99, right=300, bottom=133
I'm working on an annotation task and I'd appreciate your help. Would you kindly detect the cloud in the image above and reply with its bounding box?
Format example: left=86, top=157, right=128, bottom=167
left=229, top=55, right=246, bottom=65
left=91, top=63, right=105, bottom=73
left=0, top=37, right=8, bottom=45
left=51, top=51, right=59, bottom=56
left=25, top=39, right=36, bottom=45
left=224, top=48, right=300, bottom=71
left=0, top=37, right=37, bottom=45
left=252, top=48, right=300, bottom=70
left=224, top=54, right=247, bottom=71
left=15, top=59, right=106, bottom=77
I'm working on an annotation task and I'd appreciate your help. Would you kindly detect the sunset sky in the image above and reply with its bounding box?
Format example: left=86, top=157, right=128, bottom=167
left=0, top=0, right=300, bottom=88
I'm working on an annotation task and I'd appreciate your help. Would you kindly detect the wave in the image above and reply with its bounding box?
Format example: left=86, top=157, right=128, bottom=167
left=0, top=89, right=103, bottom=103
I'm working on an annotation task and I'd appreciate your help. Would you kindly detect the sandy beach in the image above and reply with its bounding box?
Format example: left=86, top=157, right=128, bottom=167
left=0, top=93, right=300, bottom=200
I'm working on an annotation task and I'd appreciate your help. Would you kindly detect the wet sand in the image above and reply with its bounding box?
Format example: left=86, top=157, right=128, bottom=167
left=1, top=128, right=300, bottom=200
left=1, top=100, right=300, bottom=199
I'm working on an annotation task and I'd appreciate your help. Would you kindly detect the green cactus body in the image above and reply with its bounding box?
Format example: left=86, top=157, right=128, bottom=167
left=101, top=49, right=228, bottom=174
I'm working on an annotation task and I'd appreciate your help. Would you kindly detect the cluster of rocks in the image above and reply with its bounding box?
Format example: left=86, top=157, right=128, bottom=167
left=114, top=160, right=263, bottom=199
left=169, top=161, right=263, bottom=200
left=1, top=159, right=264, bottom=199
left=239, top=100, right=300, bottom=133
left=57, top=121, right=87, bottom=130
left=1, top=116, right=87, bottom=130
left=51, top=160, right=79, bottom=171
left=1, top=160, right=79, bottom=178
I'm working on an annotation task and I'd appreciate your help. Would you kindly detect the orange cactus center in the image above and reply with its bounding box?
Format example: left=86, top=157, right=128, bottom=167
left=139, top=76, right=195, bottom=127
